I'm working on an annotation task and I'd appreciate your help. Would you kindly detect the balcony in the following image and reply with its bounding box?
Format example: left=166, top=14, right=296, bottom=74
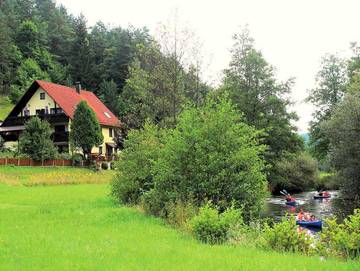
left=51, top=131, right=69, bottom=143
left=2, top=113, right=69, bottom=127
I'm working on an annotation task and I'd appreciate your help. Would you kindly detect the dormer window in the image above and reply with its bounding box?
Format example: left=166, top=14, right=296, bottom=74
left=104, top=112, right=111, bottom=118
left=40, top=92, right=45, bottom=100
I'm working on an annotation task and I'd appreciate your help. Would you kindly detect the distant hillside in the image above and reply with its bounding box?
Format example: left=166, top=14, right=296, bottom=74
left=0, top=95, right=13, bottom=121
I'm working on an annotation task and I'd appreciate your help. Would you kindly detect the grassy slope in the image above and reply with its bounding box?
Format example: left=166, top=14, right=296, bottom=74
left=0, top=166, right=116, bottom=186
left=0, top=168, right=358, bottom=271
left=0, top=95, right=12, bottom=120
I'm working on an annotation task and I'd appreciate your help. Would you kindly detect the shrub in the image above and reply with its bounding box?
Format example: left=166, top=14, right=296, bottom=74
left=190, top=204, right=228, bottom=244
left=272, top=152, right=318, bottom=193
left=318, top=209, right=360, bottom=260
left=0, top=135, right=4, bottom=151
left=111, top=121, right=163, bottom=205
left=148, top=98, right=267, bottom=221
left=110, top=161, right=116, bottom=170
left=71, top=153, right=83, bottom=166
left=261, top=215, right=314, bottom=255
left=101, top=162, right=109, bottom=170
left=55, top=152, right=71, bottom=160
left=189, top=203, right=244, bottom=245
left=166, top=199, right=198, bottom=230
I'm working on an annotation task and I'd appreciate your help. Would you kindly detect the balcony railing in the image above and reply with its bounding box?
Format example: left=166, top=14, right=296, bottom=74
left=51, top=131, right=69, bottom=143
left=2, top=113, right=69, bottom=127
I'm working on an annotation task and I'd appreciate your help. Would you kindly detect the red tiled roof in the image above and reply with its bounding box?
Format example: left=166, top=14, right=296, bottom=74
left=36, top=80, right=121, bottom=127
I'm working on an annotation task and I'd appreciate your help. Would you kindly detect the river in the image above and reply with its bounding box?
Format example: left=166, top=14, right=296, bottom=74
left=261, top=190, right=344, bottom=226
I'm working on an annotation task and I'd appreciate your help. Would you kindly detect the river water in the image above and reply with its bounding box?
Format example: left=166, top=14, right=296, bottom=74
left=261, top=190, right=342, bottom=225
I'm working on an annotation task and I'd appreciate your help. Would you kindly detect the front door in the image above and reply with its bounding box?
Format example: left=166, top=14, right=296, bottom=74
left=106, top=145, right=113, bottom=156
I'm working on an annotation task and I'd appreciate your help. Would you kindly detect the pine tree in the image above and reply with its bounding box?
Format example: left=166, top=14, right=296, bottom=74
left=70, top=101, right=103, bottom=159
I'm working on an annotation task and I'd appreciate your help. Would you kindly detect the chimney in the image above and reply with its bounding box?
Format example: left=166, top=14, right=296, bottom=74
left=75, top=82, right=81, bottom=93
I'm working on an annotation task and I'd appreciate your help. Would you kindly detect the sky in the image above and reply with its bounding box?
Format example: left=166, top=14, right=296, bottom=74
left=56, top=0, right=360, bottom=133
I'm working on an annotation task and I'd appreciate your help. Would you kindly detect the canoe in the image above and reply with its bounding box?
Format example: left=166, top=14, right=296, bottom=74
left=296, top=220, right=322, bottom=228
left=314, top=195, right=331, bottom=199
left=285, top=201, right=297, bottom=206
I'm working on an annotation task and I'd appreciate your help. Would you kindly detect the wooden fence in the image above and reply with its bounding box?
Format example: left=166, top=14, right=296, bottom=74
left=0, top=157, right=73, bottom=167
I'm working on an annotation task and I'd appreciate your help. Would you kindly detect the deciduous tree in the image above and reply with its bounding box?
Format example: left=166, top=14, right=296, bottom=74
left=19, top=117, right=57, bottom=161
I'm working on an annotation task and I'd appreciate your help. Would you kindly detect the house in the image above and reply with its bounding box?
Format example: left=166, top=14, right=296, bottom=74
left=0, top=80, right=121, bottom=157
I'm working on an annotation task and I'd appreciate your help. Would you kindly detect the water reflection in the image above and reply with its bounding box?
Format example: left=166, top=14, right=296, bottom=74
left=261, top=190, right=340, bottom=222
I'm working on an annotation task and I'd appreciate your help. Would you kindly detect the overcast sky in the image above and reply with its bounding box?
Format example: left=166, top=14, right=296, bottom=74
left=56, top=0, right=360, bottom=133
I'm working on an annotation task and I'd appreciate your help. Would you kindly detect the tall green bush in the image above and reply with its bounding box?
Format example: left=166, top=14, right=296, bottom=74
left=146, top=97, right=267, bottom=221
left=190, top=203, right=243, bottom=244
left=111, top=121, right=163, bottom=204
left=318, top=209, right=360, bottom=260
left=261, top=215, right=314, bottom=255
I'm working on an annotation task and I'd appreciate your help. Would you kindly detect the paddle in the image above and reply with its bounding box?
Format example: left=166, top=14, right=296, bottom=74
left=280, top=191, right=287, bottom=196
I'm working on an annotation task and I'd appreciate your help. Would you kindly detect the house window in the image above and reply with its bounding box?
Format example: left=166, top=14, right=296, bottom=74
left=109, top=128, right=113, bottom=137
left=99, top=146, right=103, bottom=155
left=40, top=93, right=45, bottom=100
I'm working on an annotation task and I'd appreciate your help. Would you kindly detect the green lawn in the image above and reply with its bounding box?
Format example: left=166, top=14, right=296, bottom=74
left=0, top=166, right=116, bottom=186
left=0, top=95, right=12, bottom=120
left=0, top=168, right=358, bottom=270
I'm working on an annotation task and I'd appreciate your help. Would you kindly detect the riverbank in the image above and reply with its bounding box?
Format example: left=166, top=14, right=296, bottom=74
left=0, top=174, right=358, bottom=270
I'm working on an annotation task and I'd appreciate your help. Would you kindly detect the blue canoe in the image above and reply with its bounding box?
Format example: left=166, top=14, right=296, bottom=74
left=285, top=201, right=297, bottom=206
left=296, top=220, right=322, bottom=228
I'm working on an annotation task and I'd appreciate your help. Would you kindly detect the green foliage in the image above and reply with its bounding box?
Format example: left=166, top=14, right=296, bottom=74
left=261, top=215, right=314, bottom=255
left=111, top=121, right=163, bottom=204
left=68, top=14, right=91, bottom=86
left=120, top=41, right=209, bottom=131
left=98, top=80, right=121, bottom=116
left=220, top=28, right=303, bottom=188
left=19, top=117, right=57, bottom=161
left=16, top=20, right=41, bottom=59
left=307, top=54, right=348, bottom=163
left=0, top=135, right=4, bottom=151
left=324, top=89, right=360, bottom=198
left=55, top=152, right=71, bottom=160
left=190, top=203, right=244, bottom=244
left=272, top=152, right=318, bottom=192
left=10, top=58, right=50, bottom=103
left=71, top=153, right=83, bottom=165
left=165, top=199, right=198, bottom=230
left=147, top=97, right=267, bottom=221
left=318, top=209, right=360, bottom=260
left=315, top=172, right=340, bottom=191
left=70, top=101, right=103, bottom=158
left=0, top=95, right=13, bottom=120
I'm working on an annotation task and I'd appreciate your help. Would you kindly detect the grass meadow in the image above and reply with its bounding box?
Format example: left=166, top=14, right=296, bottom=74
left=0, top=166, right=116, bottom=186
left=0, top=167, right=359, bottom=270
